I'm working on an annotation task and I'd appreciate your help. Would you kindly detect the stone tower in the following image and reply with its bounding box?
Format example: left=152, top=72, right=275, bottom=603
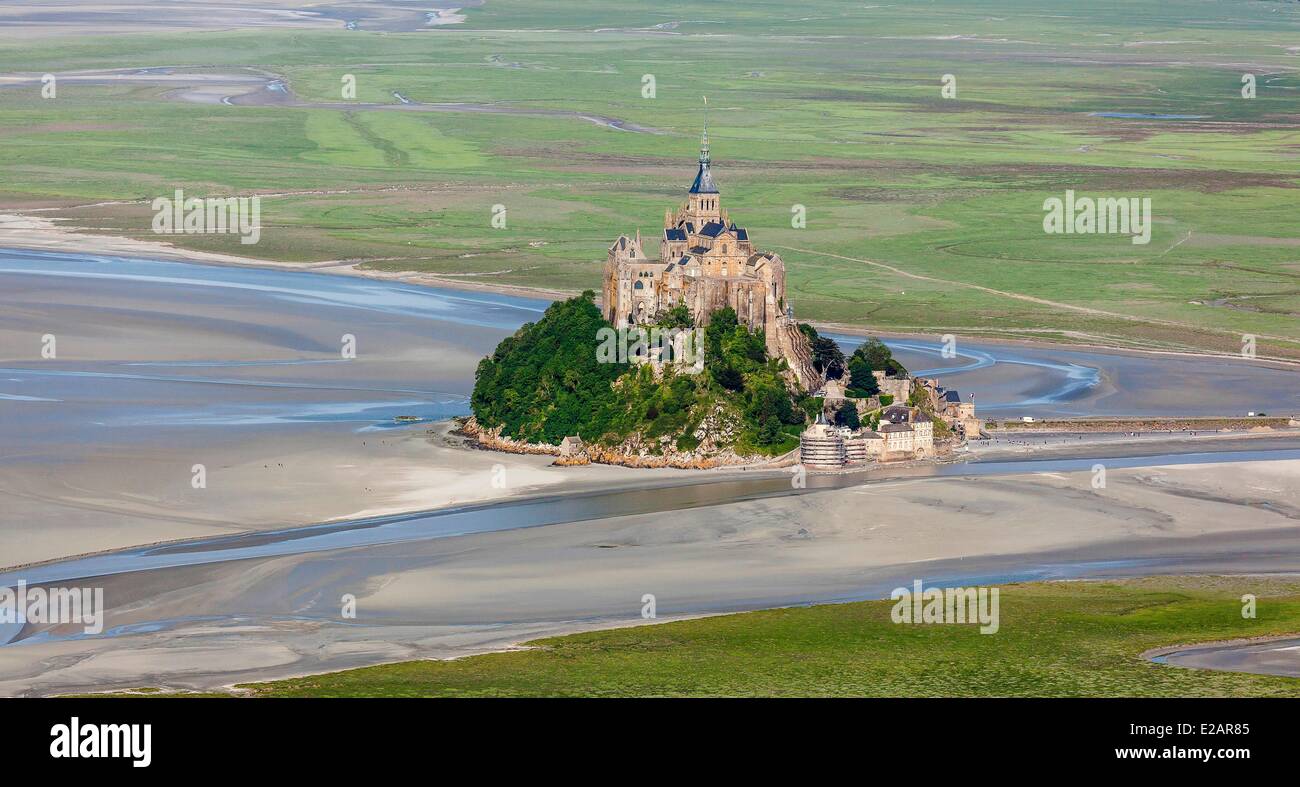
left=600, top=108, right=822, bottom=390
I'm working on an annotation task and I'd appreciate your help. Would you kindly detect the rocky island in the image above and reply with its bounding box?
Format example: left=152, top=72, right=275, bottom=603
left=465, top=132, right=979, bottom=469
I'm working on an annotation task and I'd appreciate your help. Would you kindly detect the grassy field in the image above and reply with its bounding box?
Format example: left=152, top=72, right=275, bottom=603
left=219, top=577, right=1300, bottom=698
left=1, top=1, right=1299, bottom=358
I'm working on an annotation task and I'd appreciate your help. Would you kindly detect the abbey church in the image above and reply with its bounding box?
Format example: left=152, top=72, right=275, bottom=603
left=601, top=126, right=819, bottom=388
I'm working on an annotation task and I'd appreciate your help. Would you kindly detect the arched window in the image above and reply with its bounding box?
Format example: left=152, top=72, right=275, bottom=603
left=634, top=280, right=644, bottom=290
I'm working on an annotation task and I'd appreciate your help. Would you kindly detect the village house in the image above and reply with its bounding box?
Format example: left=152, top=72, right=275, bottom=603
left=933, top=385, right=983, bottom=438
left=799, top=376, right=973, bottom=468
left=559, top=435, right=586, bottom=458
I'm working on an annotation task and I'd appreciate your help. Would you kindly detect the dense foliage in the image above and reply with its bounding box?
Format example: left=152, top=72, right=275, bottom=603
left=655, top=302, right=694, bottom=330
left=832, top=400, right=861, bottom=430
left=706, top=308, right=807, bottom=452
left=471, top=291, right=629, bottom=444
left=798, top=323, right=845, bottom=379
left=845, top=338, right=907, bottom=398
left=471, top=298, right=808, bottom=455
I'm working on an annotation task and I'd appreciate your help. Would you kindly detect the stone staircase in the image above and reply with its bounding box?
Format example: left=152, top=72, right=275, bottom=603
left=776, top=319, right=823, bottom=392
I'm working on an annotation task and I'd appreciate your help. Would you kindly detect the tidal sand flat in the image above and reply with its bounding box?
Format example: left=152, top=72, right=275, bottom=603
left=0, top=1, right=476, bottom=36
left=1149, top=636, right=1300, bottom=679
left=0, top=249, right=694, bottom=568
left=831, top=331, right=1300, bottom=419
left=0, top=68, right=657, bottom=130
left=1, top=459, right=1297, bottom=695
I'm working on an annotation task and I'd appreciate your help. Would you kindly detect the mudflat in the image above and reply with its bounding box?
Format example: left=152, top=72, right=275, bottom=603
left=2, top=459, right=1298, bottom=695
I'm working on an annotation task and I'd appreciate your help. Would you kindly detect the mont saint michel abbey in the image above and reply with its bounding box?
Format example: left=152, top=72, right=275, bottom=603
left=600, top=122, right=980, bottom=466
left=601, top=125, right=820, bottom=389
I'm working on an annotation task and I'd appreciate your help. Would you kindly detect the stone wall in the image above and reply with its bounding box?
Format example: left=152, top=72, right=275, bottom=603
left=777, top=320, right=822, bottom=391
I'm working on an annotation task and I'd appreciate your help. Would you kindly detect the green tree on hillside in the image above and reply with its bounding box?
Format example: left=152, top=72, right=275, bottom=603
left=846, top=353, right=880, bottom=397
left=833, top=401, right=861, bottom=430
left=471, top=291, right=627, bottom=444
left=845, top=338, right=907, bottom=397
left=473, top=301, right=809, bottom=456
left=656, top=302, right=694, bottom=330
left=799, top=323, right=845, bottom=379
left=856, top=338, right=907, bottom=377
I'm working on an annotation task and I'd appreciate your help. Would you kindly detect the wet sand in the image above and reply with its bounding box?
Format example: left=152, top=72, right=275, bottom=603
left=0, top=421, right=697, bottom=571
left=1, top=459, right=1298, bottom=695
left=830, top=330, right=1300, bottom=419
left=0, top=246, right=695, bottom=569
left=0, top=211, right=584, bottom=302
left=0, top=68, right=659, bottom=133
left=0, top=1, right=477, bottom=36
left=1148, top=636, right=1300, bottom=679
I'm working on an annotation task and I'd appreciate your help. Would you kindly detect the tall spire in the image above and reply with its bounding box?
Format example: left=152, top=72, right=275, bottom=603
left=689, top=95, right=718, bottom=195
left=700, top=95, right=710, bottom=165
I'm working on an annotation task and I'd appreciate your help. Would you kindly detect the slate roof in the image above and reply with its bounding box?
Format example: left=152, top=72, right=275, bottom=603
left=880, top=405, right=911, bottom=423
left=699, top=221, right=726, bottom=238
left=689, top=161, right=718, bottom=194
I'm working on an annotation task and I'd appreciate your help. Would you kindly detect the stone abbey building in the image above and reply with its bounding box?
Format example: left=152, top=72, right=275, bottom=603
left=598, top=123, right=980, bottom=467
left=602, top=126, right=819, bottom=388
